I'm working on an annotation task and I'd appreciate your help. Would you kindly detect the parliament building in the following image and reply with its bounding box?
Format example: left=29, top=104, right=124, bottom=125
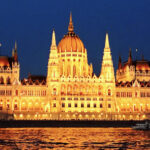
left=0, top=14, right=150, bottom=120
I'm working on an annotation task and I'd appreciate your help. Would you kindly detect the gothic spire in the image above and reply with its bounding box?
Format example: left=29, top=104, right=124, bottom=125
left=105, top=33, right=110, bottom=49
left=68, top=12, right=74, bottom=33
left=15, top=41, right=17, bottom=51
left=118, top=56, right=122, bottom=69
left=128, top=48, right=132, bottom=65
left=51, top=29, right=56, bottom=47
left=100, top=32, right=115, bottom=82
left=14, top=41, right=18, bottom=62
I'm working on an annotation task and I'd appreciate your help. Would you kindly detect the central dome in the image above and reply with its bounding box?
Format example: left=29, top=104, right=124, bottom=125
left=57, top=13, right=85, bottom=53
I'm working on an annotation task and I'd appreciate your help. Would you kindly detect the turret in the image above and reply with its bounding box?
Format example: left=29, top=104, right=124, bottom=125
left=12, top=41, right=20, bottom=82
left=118, top=56, right=122, bottom=70
left=100, top=33, right=115, bottom=82
left=100, top=33, right=116, bottom=112
left=47, top=29, right=60, bottom=113
left=47, top=29, right=60, bottom=82
left=128, top=48, right=132, bottom=65
left=14, top=41, right=18, bottom=62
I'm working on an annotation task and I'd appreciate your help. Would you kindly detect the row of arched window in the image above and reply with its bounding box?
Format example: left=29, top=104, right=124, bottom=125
left=0, top=76, right=11, bottom=84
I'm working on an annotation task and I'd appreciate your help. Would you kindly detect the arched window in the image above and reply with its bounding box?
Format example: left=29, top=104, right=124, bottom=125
left=108, top=89, right=111, bottom=96
left=7, top=100, right=10, bottom=110
left=53, top=88, right=57, bottom=95
left=67, top=85, right=72, bottom=95
left=73, top=65, right=76, bottom=77
left=61, top=85, right=65, bottom=95
left=14, top=100, right=18, bottom=110
left=7, top=77, right=11, bottom=85
left=0, top=77, right=4, bottom=84
left=22, top=101, right=27, bottom=110
left=67, top=65, right=70, bottom=76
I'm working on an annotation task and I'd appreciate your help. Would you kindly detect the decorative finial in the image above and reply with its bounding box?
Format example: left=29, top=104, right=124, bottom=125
left=51, top=29, right=56, bottom=46
left=14, top=41, right=18, bottom=62
left=12, top=48, right=15, bottom=57
left=128, top=48, right=132, bottom=65
left=105, top=33, right=110, bottom=49
left=15, top=41, right=17, bottom=51
left=118, top=56, right=122, bottom=69
left=68, top=12, right=74, bottom=33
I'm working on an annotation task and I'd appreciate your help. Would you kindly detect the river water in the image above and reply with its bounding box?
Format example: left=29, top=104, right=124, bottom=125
left=0, top=128, right=150, bottom=150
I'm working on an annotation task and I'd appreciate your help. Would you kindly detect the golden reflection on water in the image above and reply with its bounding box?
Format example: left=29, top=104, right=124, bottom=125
left=0, top=128, right=150, bottom=150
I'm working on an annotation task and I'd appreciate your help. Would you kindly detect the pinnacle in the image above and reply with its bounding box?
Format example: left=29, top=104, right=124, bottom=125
left=105, top=33, right=110, bottom=49
left=68, top=12, right=74, bottom=33
left=51, top=29, right=56, bottom=46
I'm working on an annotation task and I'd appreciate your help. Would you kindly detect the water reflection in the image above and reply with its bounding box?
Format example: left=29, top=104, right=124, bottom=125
left=0, top=128, right=150, bottom=149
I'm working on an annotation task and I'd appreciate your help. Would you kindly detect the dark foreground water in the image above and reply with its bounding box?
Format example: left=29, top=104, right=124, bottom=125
left=0, top=128, right=150, bottom=150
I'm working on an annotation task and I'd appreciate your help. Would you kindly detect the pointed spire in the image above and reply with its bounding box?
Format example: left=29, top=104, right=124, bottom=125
left=128, top=48, right=132, bottom=65
left=68, top=12, right=74, bottom=33
left=15, top=41, right=17, bottom=51
left=14, top=41, right=18, bottom=62
left=12, top=48, right=15, bottom=57
left=105, top=33, right=110, bottom=49
left=118, top=56, right=122, bottom=69
left=51, top=29, right=56, bottom=47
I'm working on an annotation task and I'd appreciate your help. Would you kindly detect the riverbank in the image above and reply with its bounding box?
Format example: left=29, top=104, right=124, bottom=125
left=0, top=120, right=147, bottom=128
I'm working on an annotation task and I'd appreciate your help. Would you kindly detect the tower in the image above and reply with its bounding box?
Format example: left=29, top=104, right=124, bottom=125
left=100, top=33, right=115, bottom=82
left=128, top=48, right=132, bottom=65
left=100, top=33, right=116, bottom=112
left=12, top=41, right=20, bottom=83
left=47, top=30, right=60, bottom=113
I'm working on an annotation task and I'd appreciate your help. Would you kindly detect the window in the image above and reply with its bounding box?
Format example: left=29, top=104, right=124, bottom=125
left=93, top=104, right=96, bottom=108
left=7, top=77, right=11, bottom=84
left=16, top=90, right=18, bottom=96
left=116, top=92, right=120, bottom=97
left=87, top=104, right=90, bottom=108
left=108, top=104, right=111, bottom=108
left=127, top=92, right=132, bottom=97
left=100, top=104, right=103, bottom=108
left=81, top=104, right=84, bottom=108
left=53, top=88, right=56, bottom=95
left=108, top=89, right=111, bottom=96
left=7, top=104, right=10, bottom=110
left=62, top=103, right=65, bottom=107
left=73, top=65, right=76, bottom=77
left=61, top=97, right=65, bottom=100
left=0, top=90, right=5, bottom=96
left=67, top=65, right=71, bottom=76
left=53, top=103, right=56, bottom=107
left=75, top=103, right=78, bottom=107
left=74, top=98, right=78, bottom=100
left=141, top=92, right=146, bottom=97
left=0, top=77, right=4, bottom=84
left=14, top=104, right=18, bottom=110
left=68, top=103, right=71, bottom=107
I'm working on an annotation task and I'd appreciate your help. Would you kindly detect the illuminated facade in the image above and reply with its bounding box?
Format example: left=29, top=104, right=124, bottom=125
left=0, top=14, right=150, bottom=120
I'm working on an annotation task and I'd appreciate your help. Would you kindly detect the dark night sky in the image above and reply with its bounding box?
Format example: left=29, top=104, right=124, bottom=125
left=0, top=0, right=150, bottom=79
